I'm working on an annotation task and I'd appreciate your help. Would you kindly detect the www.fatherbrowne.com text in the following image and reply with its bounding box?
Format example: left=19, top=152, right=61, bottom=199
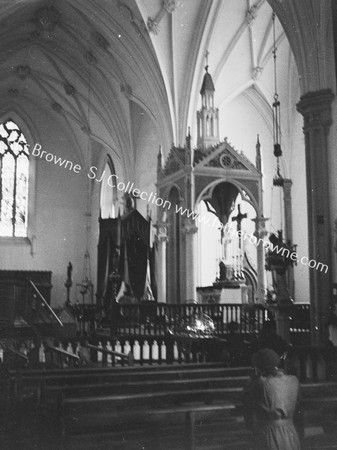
left=32, top=143, right=328, bottom=274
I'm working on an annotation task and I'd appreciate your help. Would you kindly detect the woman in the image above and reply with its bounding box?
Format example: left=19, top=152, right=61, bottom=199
left=243, top=348, right=301, bottom=450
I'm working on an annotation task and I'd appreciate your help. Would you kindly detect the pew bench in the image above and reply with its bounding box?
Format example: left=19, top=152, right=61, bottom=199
left=43, top=375, right=249, bottom=404
left=9, top=364, right=250, bottom=406
left=60, top=387, right=244, bottom=416
left=59, top=401, right=245, bottom=450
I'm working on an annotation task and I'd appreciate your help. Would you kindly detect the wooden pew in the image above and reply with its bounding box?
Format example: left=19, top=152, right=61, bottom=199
left=45, top=374, right=249, bottom=399
left=60, top=398, right=244, bottom=450
left=57, top=371, right=337, bottom=448
left=9, top=362, right=238, bottom=405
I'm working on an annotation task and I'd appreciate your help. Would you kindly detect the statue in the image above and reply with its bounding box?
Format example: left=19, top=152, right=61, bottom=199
left=219, top=261, right=227, bottom=281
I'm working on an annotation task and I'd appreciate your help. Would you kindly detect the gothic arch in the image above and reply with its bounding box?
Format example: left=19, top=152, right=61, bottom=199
left=195, top=178, right=260, bottom=216
left=0, top=106, right=39, bottom=251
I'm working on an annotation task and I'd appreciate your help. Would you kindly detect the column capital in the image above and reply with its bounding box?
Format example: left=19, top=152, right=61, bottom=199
left=252, top=215, right=269, bottom=239
left=154, top=222, right=169, bottom=242
left=183, top=218, right=198, bottom=235
left=296, top=89, right=334, bottom=129
left=282, top=178, right=292, bottom=200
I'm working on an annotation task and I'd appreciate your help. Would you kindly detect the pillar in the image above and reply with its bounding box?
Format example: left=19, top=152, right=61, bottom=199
left=296, top=89, right=334, bottom=345
left=183, top=219, right=198, bottom=302
left=283, top=179, right=294, bottom=300
left=155, top=223, right=169, bottom=303
left=253, top=214, right=267, bottom=302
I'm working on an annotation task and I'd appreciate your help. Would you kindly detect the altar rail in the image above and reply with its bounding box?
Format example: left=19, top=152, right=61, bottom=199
left=3, top=337, right=334, bottom=385
left=70, top=302, right=311, bottom=340
left=1, top=335, right=217, bottom=372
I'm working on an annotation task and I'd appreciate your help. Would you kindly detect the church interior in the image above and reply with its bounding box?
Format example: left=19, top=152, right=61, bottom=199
left=0, top=0, right=337, bottom=449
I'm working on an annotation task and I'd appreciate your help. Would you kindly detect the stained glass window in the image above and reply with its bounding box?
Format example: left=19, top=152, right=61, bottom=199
left=0, top=120, right=29, bottom=237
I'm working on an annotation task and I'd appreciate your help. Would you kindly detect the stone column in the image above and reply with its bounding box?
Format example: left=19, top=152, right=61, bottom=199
left=253, top=215, right=268, bottom=302
left=297, top=89, right=334, bottom=345
left=283, top=179, right=294, bottom=300
left=183, top=219, right=198, bottom=302
left=155, top=223, right=169, bottom=303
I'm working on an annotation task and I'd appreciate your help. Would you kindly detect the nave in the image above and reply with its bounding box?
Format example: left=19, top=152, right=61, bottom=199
left=1, top=321, right=337, bottom=450
left=0, top=0, right=337, bottom=448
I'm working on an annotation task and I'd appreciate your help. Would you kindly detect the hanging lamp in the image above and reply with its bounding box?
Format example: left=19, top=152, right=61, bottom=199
left=79, top=49, right=94, bottom=302
left=271, top=12, right=283, bottom=188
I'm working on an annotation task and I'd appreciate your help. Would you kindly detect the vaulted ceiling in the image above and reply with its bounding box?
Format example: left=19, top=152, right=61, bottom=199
left=0, top=0, right=333, bottom=176
left=0, top=0, right=171, bottom=177
left=136, top=0, right=293, bottom=146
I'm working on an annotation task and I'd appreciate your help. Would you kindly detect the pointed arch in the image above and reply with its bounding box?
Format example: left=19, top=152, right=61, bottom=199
left=0, top=109, right=38, bottom=243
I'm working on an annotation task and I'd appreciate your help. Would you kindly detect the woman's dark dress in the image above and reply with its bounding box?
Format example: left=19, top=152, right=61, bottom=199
left=243, top=370, right=301, bottom=450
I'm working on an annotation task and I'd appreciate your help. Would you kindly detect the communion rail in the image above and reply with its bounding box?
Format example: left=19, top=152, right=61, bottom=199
left=5, top=341, right=336, bottom=410
left=70, top=302, right=310, bottom=341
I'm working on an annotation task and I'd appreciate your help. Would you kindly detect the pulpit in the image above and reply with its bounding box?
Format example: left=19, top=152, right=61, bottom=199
left=0, top=270, right=52, bottom=327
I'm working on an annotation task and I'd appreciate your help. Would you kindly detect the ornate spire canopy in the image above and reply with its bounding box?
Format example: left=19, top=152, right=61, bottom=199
left=200, top=52, right=215, bottom=95
left=197, top=50, right=219, bottom=149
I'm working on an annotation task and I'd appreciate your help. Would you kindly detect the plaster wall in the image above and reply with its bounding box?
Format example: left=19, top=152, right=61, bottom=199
left=0, top=109, right=88, bottom=308
left=220, top=93, right=309, bottom=303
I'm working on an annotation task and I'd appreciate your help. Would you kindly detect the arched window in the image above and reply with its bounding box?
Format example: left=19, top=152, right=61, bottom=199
left=100, top=157, right=117, bottom=219
left=0, top=119, right=29, bottom=237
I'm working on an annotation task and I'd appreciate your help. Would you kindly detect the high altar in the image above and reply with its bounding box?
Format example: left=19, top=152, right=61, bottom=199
left=156, top=65, right=268, bottom=304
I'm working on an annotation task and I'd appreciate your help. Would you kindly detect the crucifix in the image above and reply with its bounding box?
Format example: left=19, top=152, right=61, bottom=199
left=232, top=204, right=247, bottom=249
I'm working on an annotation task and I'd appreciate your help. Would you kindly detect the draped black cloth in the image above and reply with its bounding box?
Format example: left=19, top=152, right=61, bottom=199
left=97, top=210, right=156, bottom=308
left=149, top=243, right=157, bottom=300
left=96, top=217, right=122, bottom=310
left=122, top=210, right=149, bottom=299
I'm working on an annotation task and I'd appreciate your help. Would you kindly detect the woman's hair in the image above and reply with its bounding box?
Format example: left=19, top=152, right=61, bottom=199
left=252, top=348, right=280, bottom=376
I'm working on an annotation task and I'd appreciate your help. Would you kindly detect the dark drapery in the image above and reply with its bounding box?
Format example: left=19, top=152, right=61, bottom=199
left=122, top=210, right=149, bottom=299
left=150, top=243, right=157, bottom=300
left=96, top=218, right=121, bottom=309
left=205, top=182, right=239, bottom=225
left=97, top=210, right=156, bottom=305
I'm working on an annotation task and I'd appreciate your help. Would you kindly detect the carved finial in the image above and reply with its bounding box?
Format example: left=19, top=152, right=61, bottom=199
left=205, top=49, right=209, bottom=72
left=185, top=127, right=192, bottom=167
left=157, top=145, right=163, bottom=175
left=186, top=127, right=191, bottom=148
left=256, top=134, right=261, bottom=172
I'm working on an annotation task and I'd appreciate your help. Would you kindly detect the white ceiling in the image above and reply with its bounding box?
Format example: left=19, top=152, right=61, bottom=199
left=136, top=0, right=295, bottom=147
left=0, top=0, right=332, bottom=171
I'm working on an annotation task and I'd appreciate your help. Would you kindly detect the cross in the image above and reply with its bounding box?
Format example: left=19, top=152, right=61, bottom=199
left=205, top=49, right=209, bottom=71
left=232, top=204, right=247, bottom=250
left=232, top=204, right=247, bottom=233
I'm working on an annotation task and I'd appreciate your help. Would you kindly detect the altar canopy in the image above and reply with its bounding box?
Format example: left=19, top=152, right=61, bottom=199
left=204, top=182, right=239, bottom=225
left=156, top=65, right=264, bottom=304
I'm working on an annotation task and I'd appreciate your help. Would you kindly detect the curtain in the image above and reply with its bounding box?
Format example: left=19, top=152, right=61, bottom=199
left=122, top=210, right=149, bottom=299
left=96, top=218, right=121, bottom=309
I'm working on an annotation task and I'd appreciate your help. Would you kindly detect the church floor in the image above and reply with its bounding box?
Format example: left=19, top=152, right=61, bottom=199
left=1, top=383, right=337, bottom=450
left=2, top=406, right=337, bottom=450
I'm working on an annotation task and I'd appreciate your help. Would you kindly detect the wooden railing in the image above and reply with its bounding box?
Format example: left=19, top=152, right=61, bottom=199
left=3, top=336, right=329, bottom=379
left=285, top=345, right=334, bottom=383
left=68, top=304, right=100, bottom=335
left=1, top=334, right=230, bottom=370
left=289, top=303, right=311, bottom=345
left=103, top=303, right=271, bottom=336
left=68, top=302, right=311, bottom=343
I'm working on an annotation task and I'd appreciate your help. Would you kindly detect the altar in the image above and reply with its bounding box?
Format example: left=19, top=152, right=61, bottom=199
left=197, top=282, right=251, bottom=304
